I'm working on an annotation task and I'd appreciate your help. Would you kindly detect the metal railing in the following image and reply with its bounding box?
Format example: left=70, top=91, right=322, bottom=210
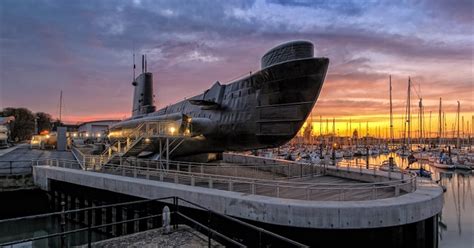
left=0, top=196, right=307, bottom=248
left=0, top=159, right=66, bottom=175
left=101, top=120, right=193, bottom=162
left=42, top=158, right=417, bottom=201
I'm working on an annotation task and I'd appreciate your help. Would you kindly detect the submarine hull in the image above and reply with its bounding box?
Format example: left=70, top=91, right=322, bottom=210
left=109, top=41, right=329, bottom=159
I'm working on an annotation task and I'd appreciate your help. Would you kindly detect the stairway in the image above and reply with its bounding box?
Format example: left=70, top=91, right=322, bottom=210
left=101, top=121, right=191, bottom=165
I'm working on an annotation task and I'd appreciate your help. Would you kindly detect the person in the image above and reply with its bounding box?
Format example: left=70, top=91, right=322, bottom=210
left=441, top=152, right=448, bottom=164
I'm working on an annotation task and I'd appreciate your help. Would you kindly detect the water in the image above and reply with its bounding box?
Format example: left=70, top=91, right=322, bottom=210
left=341, top=154, right=474, bottom=248
left=0, top=190, right=108, bottom=247
left=1, top=155, right=472, bottom=247
left=0, top=215, right=108, bottom=247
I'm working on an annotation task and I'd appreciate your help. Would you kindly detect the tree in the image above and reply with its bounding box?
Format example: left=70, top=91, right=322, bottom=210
left=1, top=108, right=35, bottom=141
left=35, top=112, right=52, bottom=134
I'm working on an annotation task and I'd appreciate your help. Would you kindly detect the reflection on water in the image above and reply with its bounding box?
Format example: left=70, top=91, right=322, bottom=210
left=341, top=154, right=473, bottom=248
left=435, top=169, right=473, bottom=248
left=0, top=215, right=109, bottom=247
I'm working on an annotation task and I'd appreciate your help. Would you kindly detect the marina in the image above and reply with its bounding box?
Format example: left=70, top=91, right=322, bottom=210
left=1, top=1, right=473, bottom=247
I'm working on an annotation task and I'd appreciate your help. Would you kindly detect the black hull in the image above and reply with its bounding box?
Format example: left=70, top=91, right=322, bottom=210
left=110, top=42, right=329, bottom=159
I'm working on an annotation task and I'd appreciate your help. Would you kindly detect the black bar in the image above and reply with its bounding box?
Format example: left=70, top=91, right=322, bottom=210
left=0, top=196, right=175, bottom=224
left=176, top=212, right=245, bottom=248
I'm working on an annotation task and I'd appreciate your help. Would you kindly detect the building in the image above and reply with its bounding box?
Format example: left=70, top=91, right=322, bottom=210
left=77, top=120, right=120, bottom=139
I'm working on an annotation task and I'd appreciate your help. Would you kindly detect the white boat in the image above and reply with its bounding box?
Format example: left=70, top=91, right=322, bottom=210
left=369, top=148, right=380, bottom=155
left=430, top=159, right=455, bottom=170
left=343, top=150, right=353, bottom=158
left=413, top=152, right=430, bottom=161
left=334, top=150, right=344, bottom=159
left=379, top=160, right=401, bottom=172
left=453, top=157, right=473, bottom=170
left=397, top=149, right=410, bottom=157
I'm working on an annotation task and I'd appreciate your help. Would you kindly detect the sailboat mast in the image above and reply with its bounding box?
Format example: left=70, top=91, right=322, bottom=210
left=429, top=111, right=432, bottom=141
left=438, top=98, right=442, bottom=147
left=456, top=101, right=460, bottom=148
left=419, top=98, right=423, bottom=146
left=349, top=118, right=352, bottom=147
left=389, top=75, right=394, bottom=148
left=407, top=77, right=411, bottom=150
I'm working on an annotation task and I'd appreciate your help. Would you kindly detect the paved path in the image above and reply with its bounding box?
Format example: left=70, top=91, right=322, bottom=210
left=0, top=144, right=26, bottom=157
left=0, top=147, right=74, bottom=174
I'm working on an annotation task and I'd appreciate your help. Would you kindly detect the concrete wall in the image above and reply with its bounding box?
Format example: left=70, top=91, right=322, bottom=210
left=34, top=166, right=443, bottom=230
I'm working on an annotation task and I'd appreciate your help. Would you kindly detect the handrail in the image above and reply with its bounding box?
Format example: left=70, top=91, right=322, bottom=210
left=37, top=158, right=417, bottom=187
left=99, top=163, right=413, bottom=187
left=176, top=197, right=308, bottom=248
left=35, top=158, right=416, bottom=201
left=0, top=196, right=306, bottom=247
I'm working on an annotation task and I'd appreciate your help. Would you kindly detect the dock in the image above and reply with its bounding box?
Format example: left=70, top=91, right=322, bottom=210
left=1, top=147, right=444, bottom=247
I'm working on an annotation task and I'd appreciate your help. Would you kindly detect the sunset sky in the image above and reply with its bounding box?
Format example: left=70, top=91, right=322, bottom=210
left=1, top=0, right=472, bottom=136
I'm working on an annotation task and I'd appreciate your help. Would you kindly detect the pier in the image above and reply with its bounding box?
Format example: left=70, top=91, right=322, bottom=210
left=5, top=149, right=437, bottom=247
left=0, top=145, right=445, bottom=246
left=32, top=155, right=442, bottom=230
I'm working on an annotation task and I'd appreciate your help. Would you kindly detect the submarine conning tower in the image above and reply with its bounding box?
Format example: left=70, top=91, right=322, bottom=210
left=261, top=40, right=314, bottom=69
left=132, top=55, right=156, bottom=117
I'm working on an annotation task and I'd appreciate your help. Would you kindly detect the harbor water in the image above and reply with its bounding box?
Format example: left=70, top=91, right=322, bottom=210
left=0, top=154, right=472, bottom=247
left=340, top=154, right=473, bottom=248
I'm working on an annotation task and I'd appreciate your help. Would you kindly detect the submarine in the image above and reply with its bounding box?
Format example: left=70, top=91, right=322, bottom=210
left=109, top=40, right=329, bottom=161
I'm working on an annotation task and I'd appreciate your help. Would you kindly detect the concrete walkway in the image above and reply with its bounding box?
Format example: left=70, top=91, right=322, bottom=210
left=0, top=144, right=26, bottom=158
left=34, top=166, right=444, bottom=229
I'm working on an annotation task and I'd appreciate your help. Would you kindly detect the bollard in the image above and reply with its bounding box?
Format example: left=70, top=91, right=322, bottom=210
left=228, top=181, right=233, bottom=191
left=208, top=178, right=213, bottom=188
left=162, top=206, right=171, bottom=234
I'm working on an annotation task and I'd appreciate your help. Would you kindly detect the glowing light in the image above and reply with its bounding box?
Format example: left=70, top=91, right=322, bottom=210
left=85, top=133, right=89, bottom=137
left=45, top=135, right=50, bottom=139
left=169, top=127, right=176, bottom=134
left=145, top=138, right=151, bottom=143
left=97, top=133, right=101, bottom=137
left=73, top=133, right=77, bottom=137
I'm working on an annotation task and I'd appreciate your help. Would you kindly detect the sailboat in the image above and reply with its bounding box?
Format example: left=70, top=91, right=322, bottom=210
left=397, top=77, right=411, bottom=157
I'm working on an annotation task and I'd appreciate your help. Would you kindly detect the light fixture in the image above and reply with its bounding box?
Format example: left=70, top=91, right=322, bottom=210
left=169, top=127, right=176, bottom=134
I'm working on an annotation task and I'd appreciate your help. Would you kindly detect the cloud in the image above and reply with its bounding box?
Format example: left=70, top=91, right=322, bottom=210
left=0, top=0, right=472, bottom=123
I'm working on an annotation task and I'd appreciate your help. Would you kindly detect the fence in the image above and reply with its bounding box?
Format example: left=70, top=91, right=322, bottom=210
left=0, top=159, right=62, bottom=175
left=45, top=158, right=417, bottom=201
left=0, top=196, right=308, bottom=248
